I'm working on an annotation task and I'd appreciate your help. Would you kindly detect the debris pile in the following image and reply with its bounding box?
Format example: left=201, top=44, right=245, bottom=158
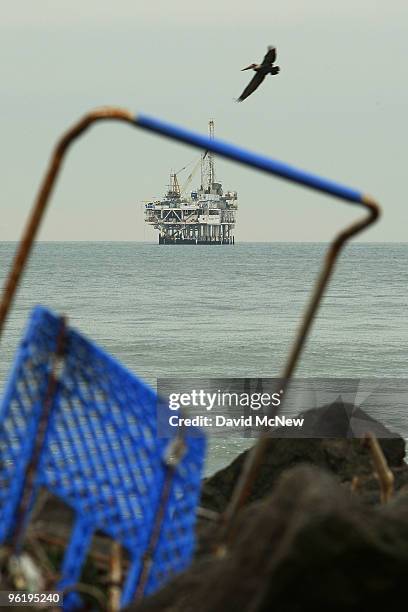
left=131, top=464, right=408, bottom=612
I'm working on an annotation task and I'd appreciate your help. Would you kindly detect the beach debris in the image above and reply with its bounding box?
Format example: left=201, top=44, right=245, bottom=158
left=0, top=306, right=205, bottom=608
left=7, top=553, right=45, bottom=592
left=363, top=432, right=395, bottom=503
left=127, top=465, right=408, bottom=612
left=238, top=46, right=280, bottom=102
left=108, top=541, right=122, bottom=612
left=351, top=475, right=361, bottom=493
left=195, top=507, right=220, bottom=522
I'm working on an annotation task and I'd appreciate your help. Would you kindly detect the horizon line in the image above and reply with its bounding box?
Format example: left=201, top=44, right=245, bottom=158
left=1, top=240, right=407, bottom=245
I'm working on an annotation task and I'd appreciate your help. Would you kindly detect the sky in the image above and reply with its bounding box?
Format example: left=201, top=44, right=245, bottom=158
left=0, top=0, right=407, bottom=242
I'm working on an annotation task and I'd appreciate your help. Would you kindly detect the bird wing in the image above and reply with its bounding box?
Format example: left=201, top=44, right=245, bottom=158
left=237, top=71, right=266, bottom=102
left=262, top=46, right=276, bottom=65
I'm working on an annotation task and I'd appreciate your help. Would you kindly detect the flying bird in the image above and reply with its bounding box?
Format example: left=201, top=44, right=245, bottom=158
left=237, top=46, right=280, bottom=102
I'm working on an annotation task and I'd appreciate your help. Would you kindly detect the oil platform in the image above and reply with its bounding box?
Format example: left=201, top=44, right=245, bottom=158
left=144, top=121, right=238, bottom=244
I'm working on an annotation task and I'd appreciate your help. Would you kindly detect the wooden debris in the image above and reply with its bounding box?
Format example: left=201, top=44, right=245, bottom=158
left=364, top=432, right=395, bottom=503
left=108, top=541, right=122, bottom=612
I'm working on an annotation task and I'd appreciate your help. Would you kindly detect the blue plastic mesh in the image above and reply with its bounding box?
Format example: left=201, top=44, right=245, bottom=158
left=0, top=306, right=206, bottom=608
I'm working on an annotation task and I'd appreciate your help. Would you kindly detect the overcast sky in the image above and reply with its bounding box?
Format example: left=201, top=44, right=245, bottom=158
left=1, top=0, right=407, bottom=241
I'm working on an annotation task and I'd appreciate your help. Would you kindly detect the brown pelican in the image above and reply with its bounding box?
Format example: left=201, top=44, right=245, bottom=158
left=237, top=46, right=280, bottom=102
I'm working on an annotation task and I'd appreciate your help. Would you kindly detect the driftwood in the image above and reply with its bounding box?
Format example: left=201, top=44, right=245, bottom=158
left=364, top=432, right=395, bottom=503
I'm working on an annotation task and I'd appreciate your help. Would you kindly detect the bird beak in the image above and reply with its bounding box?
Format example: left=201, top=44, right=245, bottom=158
left=241, top=65, right=253, bottom=71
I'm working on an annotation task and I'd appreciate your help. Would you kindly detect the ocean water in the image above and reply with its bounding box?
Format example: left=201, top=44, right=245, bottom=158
left=0, top=242, right=407, bottom=474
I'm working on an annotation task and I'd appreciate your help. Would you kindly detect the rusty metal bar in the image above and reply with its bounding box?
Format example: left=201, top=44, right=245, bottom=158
left=29, top=531, right=130, bottom=571
left=11, top=316, right=67, bottom=553
left=133, top=436, right=186, bottom=603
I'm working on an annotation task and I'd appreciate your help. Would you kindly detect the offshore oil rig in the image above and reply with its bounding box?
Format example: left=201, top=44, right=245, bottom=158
left=144, top=121, right=238, bottom=244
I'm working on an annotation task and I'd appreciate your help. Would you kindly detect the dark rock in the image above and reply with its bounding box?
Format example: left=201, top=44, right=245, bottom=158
left=128, top=465, right=408, bottom=612
left=201, top=402, right=406, bottom=512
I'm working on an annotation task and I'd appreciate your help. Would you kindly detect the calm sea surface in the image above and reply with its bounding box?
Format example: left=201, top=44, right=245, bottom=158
left=0, top=242, right=407, bottom=473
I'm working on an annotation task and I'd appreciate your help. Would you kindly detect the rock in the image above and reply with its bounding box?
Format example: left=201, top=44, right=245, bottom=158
left=128, top=465, right=408, bottom=612
left=201, top=401, right=406, bottom=512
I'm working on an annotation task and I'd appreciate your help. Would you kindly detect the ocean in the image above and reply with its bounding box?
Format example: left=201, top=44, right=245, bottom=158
left=0, top=242, right=407, bottom=474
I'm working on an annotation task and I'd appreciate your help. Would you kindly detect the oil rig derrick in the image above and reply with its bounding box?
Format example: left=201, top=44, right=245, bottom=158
left=144, top=121, right=238, bottom=245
